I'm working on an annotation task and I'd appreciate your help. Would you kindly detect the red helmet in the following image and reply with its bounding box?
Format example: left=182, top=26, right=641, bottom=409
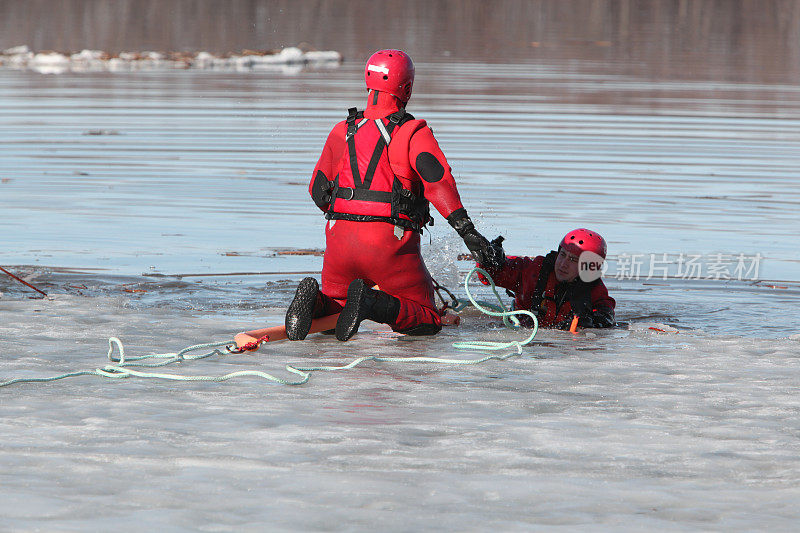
left=364, top=49, right=415, bottom=102
left=560, top=228, right=607, bottom=259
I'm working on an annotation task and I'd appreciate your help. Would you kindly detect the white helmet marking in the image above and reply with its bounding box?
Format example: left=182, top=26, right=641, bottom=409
left=367, top=64, right=389, bottom=75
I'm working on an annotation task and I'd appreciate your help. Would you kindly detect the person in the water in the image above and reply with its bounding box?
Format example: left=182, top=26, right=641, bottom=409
left=478, top=229, right=616, bottom=329
left=285, top=49, right=501, bottom=341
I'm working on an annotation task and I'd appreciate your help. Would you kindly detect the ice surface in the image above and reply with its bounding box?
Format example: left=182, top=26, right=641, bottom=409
left=2, top=287, right=800, bottom=531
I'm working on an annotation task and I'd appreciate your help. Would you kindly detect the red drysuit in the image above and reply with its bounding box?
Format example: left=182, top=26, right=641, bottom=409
left=309, top=91, right=464, bottom=332
left=482, top=252, right=616, bottom=329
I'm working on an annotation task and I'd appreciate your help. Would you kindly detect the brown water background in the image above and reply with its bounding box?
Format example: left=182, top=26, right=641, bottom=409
left=2, top=0, right=799, bottom=82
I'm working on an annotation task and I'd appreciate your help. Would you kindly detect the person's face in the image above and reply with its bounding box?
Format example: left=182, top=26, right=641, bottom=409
left=554, top=248, right=580, bottom=282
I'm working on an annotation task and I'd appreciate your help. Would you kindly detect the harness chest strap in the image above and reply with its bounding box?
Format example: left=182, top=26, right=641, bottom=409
left=327, top=107, right=432, bottom=232
left=332, top=187, right=392, bottom=203
left=345, top=108, right=404, bottom=189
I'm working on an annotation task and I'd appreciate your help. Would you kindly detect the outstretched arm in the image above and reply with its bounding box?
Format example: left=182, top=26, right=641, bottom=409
left=407, top=124, right=501, bottom=269
left=407, top=123, right=463, bottom=217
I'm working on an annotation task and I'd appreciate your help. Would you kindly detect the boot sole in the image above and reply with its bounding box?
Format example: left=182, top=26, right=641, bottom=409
left=285, top=277, right=319, bottom=341
left=335, top=279, right=367, bottom=341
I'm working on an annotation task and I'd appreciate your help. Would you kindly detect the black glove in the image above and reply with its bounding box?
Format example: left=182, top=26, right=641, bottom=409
left=555, top=316, right=576, bottom=330
left=590, top=306, right=615, bottom=328
left=486, top=235, right=507, bottom=270
left=447, top=208, right=505, bottom=271
left=561, top=307, right=615, bottom=330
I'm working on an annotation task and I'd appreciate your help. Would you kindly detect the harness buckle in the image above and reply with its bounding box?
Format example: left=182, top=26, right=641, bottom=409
left=388, top=109, right=405, bottom=124
left=340, top=187, right=355, bottom=201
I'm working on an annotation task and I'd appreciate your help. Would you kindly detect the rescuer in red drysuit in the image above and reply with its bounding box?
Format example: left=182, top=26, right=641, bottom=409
left=285, top=49, right=501, bottom=342
left=478, top=229, right=616, bottom=329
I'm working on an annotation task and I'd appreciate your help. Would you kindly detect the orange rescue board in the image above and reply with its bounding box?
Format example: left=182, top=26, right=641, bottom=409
left=234, top=313, right=340, bottom=349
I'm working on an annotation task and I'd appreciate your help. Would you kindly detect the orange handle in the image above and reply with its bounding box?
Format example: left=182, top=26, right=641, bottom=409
left=234, top=313, right=341, bottom=350
left=569, top=315, right=579, bottom=333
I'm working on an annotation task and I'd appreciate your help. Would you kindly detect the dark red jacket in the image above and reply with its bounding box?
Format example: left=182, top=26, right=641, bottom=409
left=483, top=252, right=616, bottom=329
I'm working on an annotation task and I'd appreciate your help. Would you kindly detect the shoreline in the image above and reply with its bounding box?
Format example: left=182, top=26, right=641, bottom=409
left=0, top=45, right=342, bottom=74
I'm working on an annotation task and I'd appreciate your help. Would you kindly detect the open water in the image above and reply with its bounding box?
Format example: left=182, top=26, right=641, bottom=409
left=2, top=2, right=800, bottom=531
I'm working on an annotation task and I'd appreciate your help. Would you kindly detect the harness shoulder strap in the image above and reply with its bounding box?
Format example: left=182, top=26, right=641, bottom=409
left=346, top=107, right=358, bottom=135
left=346, top=108, right=367, bottom=139
left=530, top=251, right=558, bottom=312
left=360, top=110, right=407, bottom=189
left=346, top=108, right=416, bottom=191
left=375, top=119, right=392, bottom=145
left=345, top=108, right=365, bottom=187
left=388, top=108, right=407, bottom=124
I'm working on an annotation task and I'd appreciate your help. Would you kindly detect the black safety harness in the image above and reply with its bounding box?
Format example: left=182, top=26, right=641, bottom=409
left=325, top=108, right=433, bottom=233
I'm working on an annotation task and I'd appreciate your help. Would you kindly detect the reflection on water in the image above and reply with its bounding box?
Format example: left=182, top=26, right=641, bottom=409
left=1, top=62, right=798, bottom=280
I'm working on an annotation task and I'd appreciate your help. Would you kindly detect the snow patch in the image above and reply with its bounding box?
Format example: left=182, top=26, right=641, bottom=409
left=0, top=45, right=342, bottom=74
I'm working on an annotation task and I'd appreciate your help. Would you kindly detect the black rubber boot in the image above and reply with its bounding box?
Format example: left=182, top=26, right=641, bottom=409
left=335, top=279, right=401, bottom=341
left=397, top=323, right=442, bottom=336
left=285, top=277, right=322, bottom=341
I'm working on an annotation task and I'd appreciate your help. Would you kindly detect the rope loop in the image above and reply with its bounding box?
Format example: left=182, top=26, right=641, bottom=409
left=451, top=267, right=538, bottom=354
left=1, top=268, right=537, bottom=388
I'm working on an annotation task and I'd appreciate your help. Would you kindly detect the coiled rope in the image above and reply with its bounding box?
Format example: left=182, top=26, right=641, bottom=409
left=0, top=268, right=537, bottom=388
left=451, top=267, right=538, bottom=353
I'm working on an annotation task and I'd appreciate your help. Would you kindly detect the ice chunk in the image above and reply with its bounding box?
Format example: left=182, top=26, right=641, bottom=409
left=71, top=49, right=105, bottom=61
left=3, top=45, right=30, bottom=55
left=31, top=52, right=69, bottom=65
left=1, top=45, right=342, bottom=74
